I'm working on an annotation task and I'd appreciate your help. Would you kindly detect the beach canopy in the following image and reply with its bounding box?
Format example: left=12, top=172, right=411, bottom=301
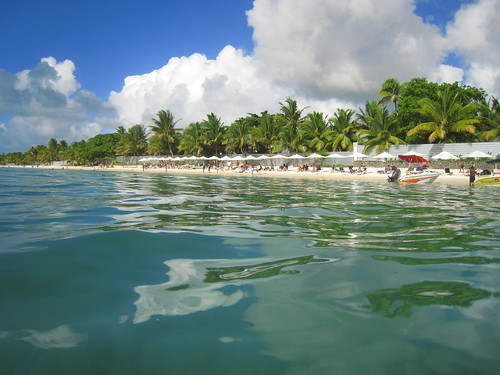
left=270, top=154, right=287, bottom=159
left=373, top=152, right=396, bottom=159
left=346, top=151, right=368, bottom=159
left=398, top=151, right=427, bottom=163
left=208, top=156, right=220, bottom=160
left=430, top=151, right=459, bottom=160
left=220, top=155, right=232, bottom=161
left=256, top=155, right=270, bottom=160
left=325, top=153, right=346, bottom=159
left=231, top=155, right=246, bottom=161
left=463, top=150, right=492, bottom=159
left=244, top=155, right=257, bottom=160
left=287, top=154, right=305, bottom=159
left=306, top=153, right=325, bottom=159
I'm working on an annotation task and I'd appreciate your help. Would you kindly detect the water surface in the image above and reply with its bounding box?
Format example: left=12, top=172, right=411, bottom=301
left=1, top=168, right=499, bottom=374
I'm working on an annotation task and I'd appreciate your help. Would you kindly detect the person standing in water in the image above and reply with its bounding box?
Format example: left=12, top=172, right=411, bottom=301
left=469, top=166, right=476, bottom=186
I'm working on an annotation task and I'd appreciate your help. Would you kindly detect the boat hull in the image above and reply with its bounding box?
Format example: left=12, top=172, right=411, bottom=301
left=389, top=171, right=440, bottom=184
left=474, top=175, right=500, bottom=186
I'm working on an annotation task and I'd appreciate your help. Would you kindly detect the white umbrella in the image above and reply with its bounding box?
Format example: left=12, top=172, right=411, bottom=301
left=463, top=150, right=492, bottom=159
left=139, top=158, right=149, bottom=162
left=373, top=151, right=396, bottom=159
left=231, top=155, right=246, bottom=161
left=270, top=154, right=287, bottom=159
left=220, top=155, right=232, bottom=161
left=244, top=155, right=257, bottom=160
left=256, top=155, right=270, bottom=160
left=430, top=151, right=459, bottom=160
left=325, top=153, right=347, bottom=159
left=208, top=156, right=220, bottom=160
left=287, top=154, right=305, bottom=159
left=306, top=153, right=325, bottom=159
left=346, top=151, right=368, bottom=158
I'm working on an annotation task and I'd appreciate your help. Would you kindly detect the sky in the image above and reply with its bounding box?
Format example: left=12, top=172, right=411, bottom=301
left=1, top=0, right=499, bottom=154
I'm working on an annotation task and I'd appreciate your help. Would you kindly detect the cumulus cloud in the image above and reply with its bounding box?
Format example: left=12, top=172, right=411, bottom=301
left=446, top=0, right=500, bottom=97
left=110, top=0, right=454, bottom=130
left=0, top=58, right=116, bottom=152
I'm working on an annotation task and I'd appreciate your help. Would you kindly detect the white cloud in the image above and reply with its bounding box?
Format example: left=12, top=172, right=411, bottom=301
left=110, top=0, right=452, bottom=130
left=429, top=64, right=465, bottom=84
left=0, top=57, right=116, bottom=152
left=446, top=0, right=500, bottom=97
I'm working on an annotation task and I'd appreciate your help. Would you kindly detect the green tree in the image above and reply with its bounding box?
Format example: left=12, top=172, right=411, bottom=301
left=276, top=98, right=307, bottom=153
left=299, top=112, right=329, bottom=152
left=223, top=118, right=253, bottom=154
left=378, top=78, right=404, bottom=111
left=324, top=108, right=362, bottom=151
left=407, top=87, right=479, bottom=143
left=359, top=104, right=406, bottom=153
left=86, top=133, right=118, bottom=162
left=478, top=96, right=500, bottom=141
left=252, top=111, right=282, bottom=155
left=150, top=109, right=180, bottom=156
left=201, top=113, right=225, bottom=156
left=179, top=122, right=206, bottom=156
left=115, top=125, right=148, bottom=157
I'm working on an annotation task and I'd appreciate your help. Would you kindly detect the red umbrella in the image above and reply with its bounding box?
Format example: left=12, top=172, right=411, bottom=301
left=398, top=152, right=428, bottom=163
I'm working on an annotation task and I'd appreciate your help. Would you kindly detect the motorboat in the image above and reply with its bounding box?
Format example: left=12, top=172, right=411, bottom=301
left=474, top=174, right=500, bottom=186
left=386, top=152, right=440, bottom=183
left=393, top=170, right=440, bottom=183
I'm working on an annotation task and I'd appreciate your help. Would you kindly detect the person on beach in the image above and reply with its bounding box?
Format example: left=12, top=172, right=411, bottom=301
left=387, top=166, right=401, bottom=182
left=459, top=160, right=465, bottom=173
left=469, top=166, right=476, bottom=186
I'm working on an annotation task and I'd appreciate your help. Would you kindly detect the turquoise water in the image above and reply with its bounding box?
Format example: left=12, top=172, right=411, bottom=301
left=0, top=168, right=499, bottom=375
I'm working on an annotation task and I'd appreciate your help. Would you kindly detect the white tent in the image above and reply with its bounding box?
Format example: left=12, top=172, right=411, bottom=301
left=430, top=151, right=459, bottom=160
left=306, top=153, right=325, bottom=159
left=373, top=152, right=396, bottom=159
left=463, top=151, right=492, bottom=159
left=325, top=153, right=346, bottom=159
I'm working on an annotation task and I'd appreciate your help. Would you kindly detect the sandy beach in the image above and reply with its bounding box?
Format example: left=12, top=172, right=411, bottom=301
left=7, top=164, right=472, bottom=186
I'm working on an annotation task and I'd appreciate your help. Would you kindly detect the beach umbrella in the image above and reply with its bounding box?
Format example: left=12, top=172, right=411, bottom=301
left=208, top=156, right=220, bottom=160
left=325, top=153, right=346, bottom=159
left=373, top=151, right=396, bottom=159
left=463, top=151, right=492, bottom=159
left=256, top=155, right=270, bottom=160
left=231, top=155, right=246, bottom=161
left=430, top=151, right=459, bottom=160
left=220, top=155, right=232, bottom=161
left=287, top=154, right=305, bottom=159
left=398, top=151, right=427, bottom=163
left=346, top=151, right=368, bottom=160
left=306, top=153, right=325, bottom=159
left=244, top=155, right=257, bottom=160
left=270, top=154, right=287, bottom=159
left=139, top=157, right=149, bottom=162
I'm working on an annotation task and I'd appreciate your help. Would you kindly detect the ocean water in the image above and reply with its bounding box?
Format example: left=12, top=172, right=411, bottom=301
left=0, top=167, right=499, bottom=375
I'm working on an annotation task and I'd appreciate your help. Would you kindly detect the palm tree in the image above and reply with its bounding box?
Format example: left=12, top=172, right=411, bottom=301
left=252, top=111, right=282, bottom=155
left=324, top=108, right=363, bottom=151
left=201, top=113, right=225, bottom=156
left=115, top=124, right=148, bottom=157
left=407, top=87, right=479, bottom=143
left=299, top=112, right=329, bottom=152
left=359, top=105, right=406, bottom=153
left=276, top=98, right=307, bottom=153
left=378, top=78, right=403, bottom=111
left=178, top=122, right=206, bottom=156
left=223, top=118, right=253, bottom=154
left=478, top=96, right=500, bottom=141
left=150, top=109, right=180, bottom=156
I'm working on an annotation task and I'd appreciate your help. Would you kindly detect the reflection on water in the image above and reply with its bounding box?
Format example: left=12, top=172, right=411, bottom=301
left=134, top=255, right=334, bottom=323
left=365, top=281, right=499, bottom=318
left=3, top=325, right=87, bottom=349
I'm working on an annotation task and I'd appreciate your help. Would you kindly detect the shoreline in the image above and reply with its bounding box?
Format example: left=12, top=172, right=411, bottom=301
left=3, top=164, right=471, bottom=185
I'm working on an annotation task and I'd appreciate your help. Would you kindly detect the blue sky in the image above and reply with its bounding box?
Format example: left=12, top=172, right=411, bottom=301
left=1, top=0, right=498, bottom=153
left=0, top=0, right=254, bottom=99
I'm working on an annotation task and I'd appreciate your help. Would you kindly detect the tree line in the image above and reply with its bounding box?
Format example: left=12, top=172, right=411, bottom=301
left=1, top=77, right=499, bottom=165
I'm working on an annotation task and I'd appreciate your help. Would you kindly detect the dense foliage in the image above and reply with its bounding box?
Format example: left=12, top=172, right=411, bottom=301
left=1, top=78, right=499, bottom=165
